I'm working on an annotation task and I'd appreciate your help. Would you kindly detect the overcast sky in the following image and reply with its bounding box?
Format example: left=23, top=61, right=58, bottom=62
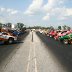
left=0, top=0, right=72, bottom=27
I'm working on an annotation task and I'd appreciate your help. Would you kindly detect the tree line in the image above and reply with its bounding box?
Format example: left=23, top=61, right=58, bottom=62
left=27, top=25, right=71, bottom=30
left=0, top=22, right=71, bottom=30
left=0, top=22, right=25, bottom=30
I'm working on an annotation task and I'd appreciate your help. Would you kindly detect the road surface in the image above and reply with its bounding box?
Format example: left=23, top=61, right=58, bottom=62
left=37, top=32, right=72, bottom=72
left=0, top=31, right=72, bottom=72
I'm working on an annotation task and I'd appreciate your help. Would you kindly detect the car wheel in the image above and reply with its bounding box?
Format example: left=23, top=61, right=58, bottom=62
left=63, top=39, right=68, bottom=44
left=8, top=38, right=14, bottom=44
left=70, top=41, right=72, bottom=44
left=54, top=37, right=57, bottom=40
left=50, top=35, right=52, bottom=37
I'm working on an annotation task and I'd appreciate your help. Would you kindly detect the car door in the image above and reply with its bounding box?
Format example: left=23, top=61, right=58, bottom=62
left=69, top=34, right=72, bottom=39
left=2, top=33, right=8, bottom=39
left=0, top=33, right=3, bottom=40
left=0, top=33, right=8, bottom=40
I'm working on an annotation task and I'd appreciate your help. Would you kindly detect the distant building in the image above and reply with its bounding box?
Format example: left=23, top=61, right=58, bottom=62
left=12, top=24, right=15, bottom=29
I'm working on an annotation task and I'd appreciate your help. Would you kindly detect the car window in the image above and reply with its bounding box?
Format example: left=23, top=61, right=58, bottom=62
left=0, top=33, right=2, bottom=35
left=2, top=33, right=8, bottom=35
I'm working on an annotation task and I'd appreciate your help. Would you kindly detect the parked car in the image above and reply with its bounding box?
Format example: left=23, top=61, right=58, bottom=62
left=39, top=30, right=44, bottom=34
left=10, top=30, right=25, bottom=36
left=59, top=33, right=72, bottom=44
left=54, top=30, right=69, bottom=40
left=0, top=32, right=17, bottom=44
left=49, top=30, right=57, bottom=37
left=13, top=30, right=20, bottom=36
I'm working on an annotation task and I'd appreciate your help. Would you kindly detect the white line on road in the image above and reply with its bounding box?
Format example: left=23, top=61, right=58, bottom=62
left=26, top=42, right=31, bottom=72
left=26, top=32, right=38, bottom=72
left=34, top=43, right=38, bottom=72
left=26, top=42, right=38, bottom=72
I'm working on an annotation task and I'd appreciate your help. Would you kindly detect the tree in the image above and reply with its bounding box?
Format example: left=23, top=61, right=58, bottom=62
left=16, top=23, right=24, bottom=30
left=67, top=26, right=71, bottom=30
left=6, top=23, right=12, bottom=29
left=58, top=26, right=61, bottom=30
left=0, top=23, right=2, bottom=32
left=50, top=26, right=54, bottom=30
left=62, top=25, right=67, bottom=30
left=0, top=23, right=2, bottom=28
left=62, top=25, right=71, bottom=30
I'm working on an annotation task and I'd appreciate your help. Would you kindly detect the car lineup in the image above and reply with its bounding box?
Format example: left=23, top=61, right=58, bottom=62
left=39, top=29, right=72, bottom=45
left=59, top=33, right=72, bottom=44
left=0, top=29, right=27, bottom=44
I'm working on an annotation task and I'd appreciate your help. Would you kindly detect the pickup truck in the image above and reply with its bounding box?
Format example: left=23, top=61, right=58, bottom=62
left=59, top=33, right=72, bottom=44
left=0, top=32, right=17, bottom=44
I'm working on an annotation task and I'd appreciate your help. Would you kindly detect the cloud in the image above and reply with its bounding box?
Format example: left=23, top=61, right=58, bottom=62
left=24, top=0, right=43, bottom=15
left=0, top=18, right=5, bottom=23
left=59, top=8, right=72, bottom=20
left=54, top=8, right=72, bottom=20
left=66, top=8, right=72, bottom=16
left=6, top=8, right=18, bottom=15
left=42, top=0, right=72, bottom=21
left=10, top=10, right=18, bottom=14
left=43, top=0, right=56, bottom=11
left=42, top=13, right=50, bottom=20
left=0, top=7, right=19, bottom=24
left=7, top=9, right=13, bottom=12
left=0, top=7, right=5, bottom=12
left=43, top=0, right=65, bottom=12
left=0, top=7, right=18, bottom=15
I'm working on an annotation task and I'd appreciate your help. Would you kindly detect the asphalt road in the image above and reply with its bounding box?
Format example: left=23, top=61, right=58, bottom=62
left=0, top=31, right=72, bottom=72
left=0, top=32, right=29, bottom=72
left=36, top=32, right=72, bottom=72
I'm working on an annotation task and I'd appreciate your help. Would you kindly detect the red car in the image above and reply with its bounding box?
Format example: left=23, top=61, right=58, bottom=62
left=54, top=30, right=71, bottom=40
left=49, top=30, right=57, bottom=37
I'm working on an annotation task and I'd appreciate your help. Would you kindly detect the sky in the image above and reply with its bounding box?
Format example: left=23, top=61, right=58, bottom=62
left=0, top=0, right=72, bottom=27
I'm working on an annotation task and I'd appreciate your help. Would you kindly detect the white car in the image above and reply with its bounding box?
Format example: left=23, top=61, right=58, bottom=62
left=0, top=32, right=17, bottom=44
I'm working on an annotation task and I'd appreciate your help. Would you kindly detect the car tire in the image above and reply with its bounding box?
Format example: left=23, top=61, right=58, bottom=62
left=8, top=38, right=14, bottom=44
left=63, top=39, right=68, bottom=44
left=50, top=35, right=52, bottom=37
left=54, top=37, right=57, bottom=40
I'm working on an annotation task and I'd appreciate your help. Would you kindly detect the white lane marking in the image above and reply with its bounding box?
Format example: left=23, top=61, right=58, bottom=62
left=27, top=32, right=33, bottom=72
left=35, top=58, right=38, bottom=72
left=26, top=32, right=38, bottom=72
left=26, top=42, right=31, bottom=72
left=34, top=42, right=38, bottom=72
